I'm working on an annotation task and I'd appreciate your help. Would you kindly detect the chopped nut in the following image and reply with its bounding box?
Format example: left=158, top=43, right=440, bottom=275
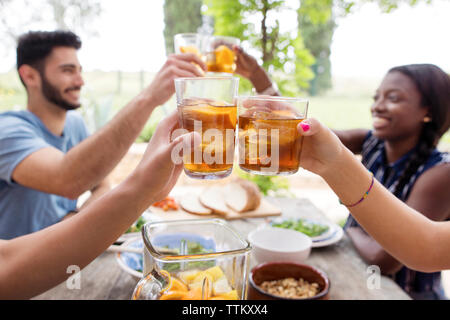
left=258, top=277, right=320, bottom=299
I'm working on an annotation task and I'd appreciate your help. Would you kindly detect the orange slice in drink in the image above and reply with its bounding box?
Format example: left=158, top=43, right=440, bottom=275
left=183, top=105, right=237, bottom=129
left=181, top=286, right=211, bottom=300
left=159, top=290, right=188, bottom=300
left=180, top=46, right=200, bottom=55
left=209, top=289, right=239, bottom=300
left=272, top=109, right=299, bottom=119
left=215, top=45, right=235, bottom=66
left=168, top=277, right=189, bottom=292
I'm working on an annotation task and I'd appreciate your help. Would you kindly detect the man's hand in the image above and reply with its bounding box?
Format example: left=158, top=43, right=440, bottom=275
left=143, top=53, right=206, bottom=107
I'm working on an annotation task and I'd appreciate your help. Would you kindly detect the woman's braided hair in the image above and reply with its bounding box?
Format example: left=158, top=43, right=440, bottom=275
left=389, top=64, right=450, bottom=200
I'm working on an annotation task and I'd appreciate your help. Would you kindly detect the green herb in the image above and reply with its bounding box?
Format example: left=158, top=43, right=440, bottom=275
left=235, top=166, right=291, bottom=196
left=272, top=218, right=329, bottom=237
left=125, top=216, right=146, bottom=233
left=161, top=240, right=215, bottom=273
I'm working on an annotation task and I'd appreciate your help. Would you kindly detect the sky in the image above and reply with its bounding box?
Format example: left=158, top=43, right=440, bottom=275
left=0, top=0, right=449, bottom=79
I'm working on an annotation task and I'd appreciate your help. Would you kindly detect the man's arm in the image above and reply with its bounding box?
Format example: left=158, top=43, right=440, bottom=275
left=11, top=54, right=206, bottom=199
left=79, top=178, right=111, bottom=210
left=61, top=177, right=111, bottom=221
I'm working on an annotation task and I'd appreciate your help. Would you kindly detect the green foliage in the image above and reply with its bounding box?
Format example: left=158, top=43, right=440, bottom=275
left=361, top=0, right=432, bottom=13
left=204, top=0, right=432, bottom=97
left=298, top=0, right=336, bottom=95
left=235, top=165, right=293, bottom=197
left=136, top=120, right=158, bottom=143
left=333, top=0, right=433, bottom=15
left=205, top=0, right=315, bottom=97
left=203, top=0, right=249, bottom=40
left=163, top=0, right=203, bottom=55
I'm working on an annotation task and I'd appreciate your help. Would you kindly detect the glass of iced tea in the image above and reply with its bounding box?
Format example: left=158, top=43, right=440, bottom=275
left=174, top=77, right=239, bottom=179
left=202, top=35, right=240, bottom=74
left=238, top=96, right=309, bottom=175
left=174, top=33, right=202, bottom=55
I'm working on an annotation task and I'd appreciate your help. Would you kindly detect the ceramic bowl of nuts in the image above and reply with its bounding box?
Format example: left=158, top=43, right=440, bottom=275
left=248, top=262, right=330, bottom=300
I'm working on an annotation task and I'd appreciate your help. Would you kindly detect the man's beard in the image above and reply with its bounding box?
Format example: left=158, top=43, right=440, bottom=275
left=41, top=73, right=81, bottom=111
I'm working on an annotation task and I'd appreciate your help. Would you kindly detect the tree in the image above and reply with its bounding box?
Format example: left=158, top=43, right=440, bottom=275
left=298, top=0, right=336, bottom=95
left=0, top=0, right=101, bottom=40
left=163, top=0, right=203, bottom=55
left=0, top=0, right=102, bottom=60
left=46, top=0, right=102, bottom=33
left=205, top=0, right=315, bottom=97
left=204, top=0, right=433, bottom=96
left=299, top=0, right=433, bottom=95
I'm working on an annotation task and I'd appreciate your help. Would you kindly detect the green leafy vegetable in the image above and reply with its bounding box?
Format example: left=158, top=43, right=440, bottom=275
left=235, top=166, right=292, bottom=197
left=272, top=218, right=329, bottom=237
left=161, top=240, right=215, bottom=273
left=125, top=216, right=147, bottom=233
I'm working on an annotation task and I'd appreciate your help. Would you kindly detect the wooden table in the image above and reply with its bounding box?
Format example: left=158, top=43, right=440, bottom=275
left=33, top=197, right=411, bottom=300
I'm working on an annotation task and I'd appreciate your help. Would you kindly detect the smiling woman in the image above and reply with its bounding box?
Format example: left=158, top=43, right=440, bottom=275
left=334, top=63, right=450, bottom=300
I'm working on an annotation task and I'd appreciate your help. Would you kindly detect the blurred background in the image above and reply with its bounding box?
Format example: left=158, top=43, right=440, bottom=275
left=1, top=0, right=450, bottom=217
left=1, top=0, right=449, bottom=293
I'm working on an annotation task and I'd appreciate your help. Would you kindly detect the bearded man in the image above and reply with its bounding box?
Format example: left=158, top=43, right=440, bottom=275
left=0, top=30, right=205, bottom=239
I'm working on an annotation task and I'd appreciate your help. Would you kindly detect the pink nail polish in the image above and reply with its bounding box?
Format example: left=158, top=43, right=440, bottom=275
left=300, top=122, right=310, bottom=132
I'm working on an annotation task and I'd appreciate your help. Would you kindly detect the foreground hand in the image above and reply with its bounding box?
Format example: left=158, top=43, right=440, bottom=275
left=144, top=53, right=207, bottom=107
left=132, top=111, right=200, bottom=203
left=297, top=118, right=346, bottom=176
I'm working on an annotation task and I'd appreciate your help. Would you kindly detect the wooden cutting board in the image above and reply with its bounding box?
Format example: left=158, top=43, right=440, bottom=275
left=149, top=197, right=281, bottom=221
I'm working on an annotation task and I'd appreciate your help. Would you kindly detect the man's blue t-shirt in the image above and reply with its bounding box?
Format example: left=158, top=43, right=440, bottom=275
left=0, top=110, right=89, bottom=239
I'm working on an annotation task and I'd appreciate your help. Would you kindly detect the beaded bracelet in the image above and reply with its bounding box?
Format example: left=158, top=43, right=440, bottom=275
left=339, top=172, right=374, bottom=208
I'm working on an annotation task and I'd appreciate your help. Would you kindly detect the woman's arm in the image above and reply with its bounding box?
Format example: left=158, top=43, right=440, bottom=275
left=298, top=119, right=450, bottom=272
left=78, top=177, right=112, bottom=211
left=346, top=163, right=450, bottom=274
left=346, top=227, right=405, bottom=275
left=0, top=112, right=197, bottom=299
left=323, top=148, right=449, bottom=272
left=332, top=129, right=369, bottom=154
left=0, top=176, right=148, bottom=299
left=233, top=46, right=280, bottom=95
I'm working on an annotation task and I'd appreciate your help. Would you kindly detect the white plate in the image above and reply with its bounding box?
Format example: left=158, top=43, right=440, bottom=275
left=311, top=225, right=344, bottom=248
left=115, top=237, right=144, bottom=279
left=267, top=217, right=344, bottom=248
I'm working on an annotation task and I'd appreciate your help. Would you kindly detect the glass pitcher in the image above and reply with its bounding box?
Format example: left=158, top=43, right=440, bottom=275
left=132, top=218, right=252, bottom=300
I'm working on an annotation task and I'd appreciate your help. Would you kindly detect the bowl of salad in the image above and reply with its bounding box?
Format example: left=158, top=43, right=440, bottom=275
left=268, top=217, right=343, bottom=247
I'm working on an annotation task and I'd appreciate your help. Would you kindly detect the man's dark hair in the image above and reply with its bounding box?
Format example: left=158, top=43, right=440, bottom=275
left=16, top=30, right=82, bottom=86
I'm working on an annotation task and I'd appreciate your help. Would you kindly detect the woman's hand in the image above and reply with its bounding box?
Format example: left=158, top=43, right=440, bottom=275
left=233, top=45, right=261, bottom=79
left=233, top=46, right=274, bottom=93
left=297, top=118, right=347, bottom=176
left=131, top=111, right=199, bottom=204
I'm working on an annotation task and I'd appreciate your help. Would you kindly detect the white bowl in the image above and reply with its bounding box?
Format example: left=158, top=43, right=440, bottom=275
left=248, top=227, right=312, bottom=264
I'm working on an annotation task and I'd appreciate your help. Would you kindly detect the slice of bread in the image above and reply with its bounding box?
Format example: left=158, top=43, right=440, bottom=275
left=224, top=179, right=261, bottom=213
left=199, top=185, right=229, bottom=216
left=180, top=193, right=213, bottom=215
